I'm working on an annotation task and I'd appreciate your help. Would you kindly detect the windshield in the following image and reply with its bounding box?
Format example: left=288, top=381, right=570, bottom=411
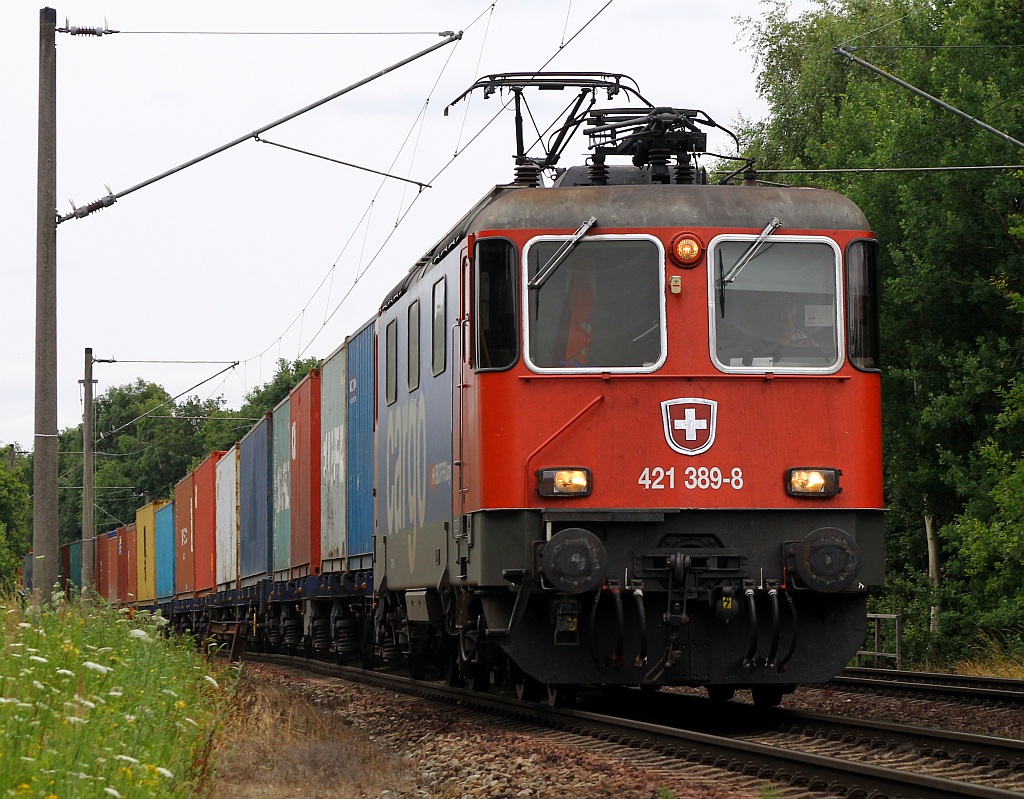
left=711, top=238, right=841, bottom=372
left=525, top=237, right=663, bottom=371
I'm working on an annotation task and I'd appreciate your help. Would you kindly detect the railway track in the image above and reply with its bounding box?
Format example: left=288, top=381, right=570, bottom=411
left=835, top=667, right=1024, bottom=703
left=241, top=653, right=1024, bottom=799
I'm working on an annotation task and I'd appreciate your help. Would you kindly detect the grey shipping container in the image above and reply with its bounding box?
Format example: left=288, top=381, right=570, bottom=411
left=216, top=445, right=240, bottom=590
left=321, top=342, right=347, bottom=573
left=272, top=395, right=291, bottom=578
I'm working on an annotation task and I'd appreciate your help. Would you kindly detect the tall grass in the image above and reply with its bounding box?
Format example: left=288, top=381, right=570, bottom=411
left=1, top=591, right=234, bottom=798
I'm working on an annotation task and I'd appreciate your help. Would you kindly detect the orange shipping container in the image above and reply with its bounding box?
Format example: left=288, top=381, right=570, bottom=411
left=175, top=474, right=195, bottom=598
left=193, top=451, right=225, bottom=595
left=290, top=369, right=322, bottom=577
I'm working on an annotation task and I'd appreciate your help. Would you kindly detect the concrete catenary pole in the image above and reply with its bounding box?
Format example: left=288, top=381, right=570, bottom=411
left=33, top=6, right=59, bottom=600
left=81, top=348, right=95, bottom=595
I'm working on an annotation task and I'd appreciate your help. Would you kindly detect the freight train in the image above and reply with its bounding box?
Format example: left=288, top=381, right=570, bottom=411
left=78, top=74, right=884, bottom=707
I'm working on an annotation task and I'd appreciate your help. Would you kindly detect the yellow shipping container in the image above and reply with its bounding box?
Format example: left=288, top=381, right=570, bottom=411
left=136, top=500, right=170, bottom=604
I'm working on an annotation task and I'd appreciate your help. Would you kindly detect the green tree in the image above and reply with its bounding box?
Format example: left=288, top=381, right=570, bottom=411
left=740, top=0, right=1024, bottom=658
left=0, top=457, right=32, bottom=586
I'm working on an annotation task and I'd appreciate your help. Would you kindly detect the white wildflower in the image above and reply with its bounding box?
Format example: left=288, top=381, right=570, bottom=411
left=18, top=622, right=31, bottom=629
left=129, top=628, right=150, bottom=641
left=124, top=714, right=136, bottom=722
left=203, top=675, right=219, bottom=689
left=184, top=717, right=198, bottom=726
left=104, top=788, right=123, bottom=798
left=7, top=642, right=23, bottom=648
left=20, top=756, right=35, bottom=762
left=16, top=702, right=33, bottom=709
left=161, top=689, right=178, bottom=698
left=83, top=661, right=111, bottom=674
left=56, top=668, right=74, bottom=677
left=30, top=654, right=48, bottom=663
left=76, top=697, right=97, bottom=710
left=26, top=647, right=39, bottom=653
left=108, top=688, right=123, bottom=697
left=114, top=754, right=140, bottom=764
left=155, top=766, right=173, bottom=778
left=97, top=647, right=112, bottom=653
left=32, top=681, right=46, bottom=690
left=66, top=716, right=88, bottom=724
left=0, top=697, right=16, bottom=705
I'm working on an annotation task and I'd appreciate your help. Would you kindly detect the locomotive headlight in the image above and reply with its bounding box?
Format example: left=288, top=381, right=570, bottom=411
left=786, top=468, right=842, bottom=497
left=536, top=467, right=592, bottom=497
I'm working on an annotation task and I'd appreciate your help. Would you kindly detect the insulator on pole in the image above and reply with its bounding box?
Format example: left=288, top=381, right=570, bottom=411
left=72, top=195, right=117, bottom=218
left=60, top=20, right=118, bottom=36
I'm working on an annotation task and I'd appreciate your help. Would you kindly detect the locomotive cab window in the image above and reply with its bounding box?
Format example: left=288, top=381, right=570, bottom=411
left=710, top=237, right=841, bottom=373
left=432, top=278, right=446, bottom=376
left=846, top=240, right=880, bottom=371
left=385, top=318, right=398, bottom=405
left=524, top=236, right=664, bottom=372
left=407, top=300, right=420, bottom=391
left=475, top=239, right=518, bottom=371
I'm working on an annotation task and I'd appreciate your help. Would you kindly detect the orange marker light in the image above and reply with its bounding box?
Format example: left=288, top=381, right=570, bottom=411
left=670, top=233, right=703, bottom=267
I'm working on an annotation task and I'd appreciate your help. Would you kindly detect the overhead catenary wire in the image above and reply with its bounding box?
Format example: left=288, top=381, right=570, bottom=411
left=99, top=362, right=239, bottom=441
left=240, top=9, right=482, bottom=368
left=294, top=0, right=619, bottom=359
left=58, top=32, right=462, bottom=224
left=753, top=164, right=1024, bottom=175
left=255, top=137, right=433, bottom=190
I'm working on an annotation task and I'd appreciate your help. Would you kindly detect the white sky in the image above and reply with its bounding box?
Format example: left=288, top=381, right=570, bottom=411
left=0, top=0, right=815, bottom=452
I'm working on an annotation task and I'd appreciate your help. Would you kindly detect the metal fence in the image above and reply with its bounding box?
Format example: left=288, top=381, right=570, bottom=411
left=856, top=613, right=902, bottom=669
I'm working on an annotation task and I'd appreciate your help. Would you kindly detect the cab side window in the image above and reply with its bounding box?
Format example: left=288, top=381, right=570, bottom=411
left=475, top=239, right=518, bottom=371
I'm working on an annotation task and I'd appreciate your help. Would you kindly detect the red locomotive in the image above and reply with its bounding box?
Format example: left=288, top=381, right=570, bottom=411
left=373, top=74, right=883, bottom=706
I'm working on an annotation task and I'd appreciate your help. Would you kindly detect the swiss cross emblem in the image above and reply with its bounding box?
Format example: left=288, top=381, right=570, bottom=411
left=661, top=398, right=717, bottom=456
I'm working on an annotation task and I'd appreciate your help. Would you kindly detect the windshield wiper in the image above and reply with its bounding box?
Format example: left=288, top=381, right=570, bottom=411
left=721, top=217, right=781, bottom=285
left=528, top=216, right=597, bottom=290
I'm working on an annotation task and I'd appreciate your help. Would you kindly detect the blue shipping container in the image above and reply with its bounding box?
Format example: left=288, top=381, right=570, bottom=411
left=155, top=501, right=175, bottom=602
left=347, top=319, right=375, bottom=565
left=240, top=413, right=273, bottom=584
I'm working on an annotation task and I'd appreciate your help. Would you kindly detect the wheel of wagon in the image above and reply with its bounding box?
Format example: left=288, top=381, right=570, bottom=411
left=359, top=638, right=375, bottom=670
left=546, top=683, right=577, bottom=708
left=407, top=652, right=426, bottom=681
left=750, top=684, right=784, bottom=708
left=706, top=685, right=735, bottom=703
left=516, top=675, right=544, bottom=702
left=445, top=646, right=466, bottom=688
left=470, top=662, right=491, bottom=693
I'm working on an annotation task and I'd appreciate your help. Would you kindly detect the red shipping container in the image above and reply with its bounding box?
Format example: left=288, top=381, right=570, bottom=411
left=124, top=523, right=138, bottom=604
left=175, top=473, right=195, bottom=598
left=95, top=532, right=109, bottom=601
left=107, top=529, right=120, bottom=605
left=193, top=451, right=225, bottom=595
left=290, top=369, right=322, bottom=577
left=116, top=525, right=129, bottom=607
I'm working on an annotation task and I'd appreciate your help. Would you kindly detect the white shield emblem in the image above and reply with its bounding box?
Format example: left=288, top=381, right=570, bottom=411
left=662, top=398, right=717, bottom=456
